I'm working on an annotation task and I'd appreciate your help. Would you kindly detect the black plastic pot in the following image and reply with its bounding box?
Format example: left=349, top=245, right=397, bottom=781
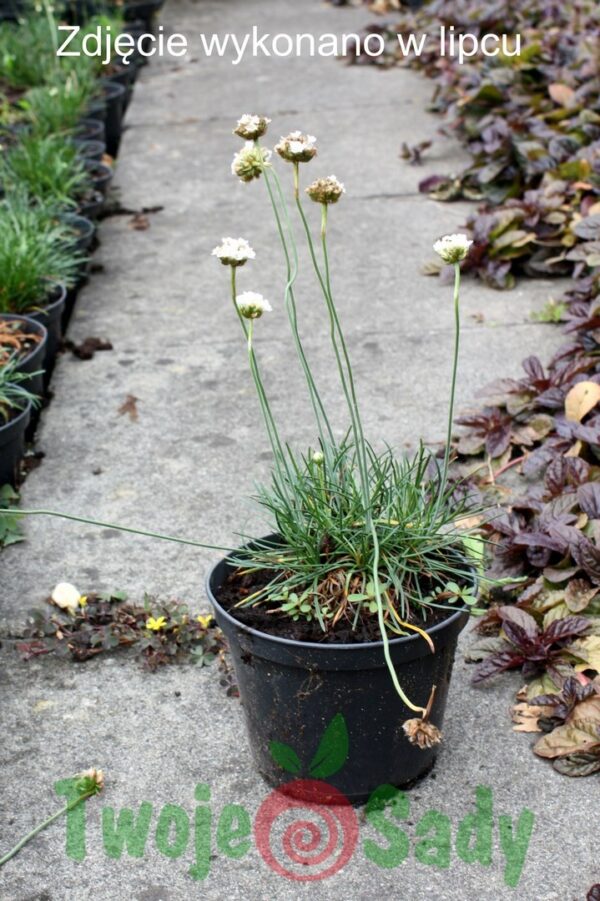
left=124, top=22, right=151, bottom=65
left=84, top=160, right=114, bottom=198
left=74, top=117, right=106, bottom=144
left=77, top=189, right=105, bottom=221
left=62, top=0, right=103, bottom=23
left=27, top=285, right=67, bottom=382
left=60, top=215, right=95, bottom=328
left=86, top=97, right=107, bottom=126
left=123, top=0, right=164, bottom=29
left=0, top=314, right=47, bottom=400
left=74, top=138, right=106, bottom=163
left=0, top=0, right=23, bottom=20
left=105, top=64, right=135, bottom=114
left=207, top=537, right=472, bottom=804
left=0, top=401, right=30, bottom=487
left=99, top=80, right=126, bottom=158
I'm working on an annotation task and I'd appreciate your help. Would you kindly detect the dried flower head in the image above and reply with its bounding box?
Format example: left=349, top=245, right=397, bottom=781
left=306, top=175, right=345, bottom=205
left=212, top=237, right=255, bottom=267
left=433, top=233, right=473, bottom=264
left=236, top=292, right=272, bottom=320
left=234, top=114, right=271, bottom=140
left=231, top=142, right=272, bottom=182
left=76, top=768, right=104, bottom=796
left=275, top=132, right=317, bottom=163
left=51, top=582, right=83, bottom=612
left=402, top=718, right=443, bottom=749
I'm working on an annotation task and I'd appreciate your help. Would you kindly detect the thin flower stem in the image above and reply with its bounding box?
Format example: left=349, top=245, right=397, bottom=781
left=371, top=524, right=426, bottom=716
left=0, top=509, right=230, bottom=550
left=262, top=162, right=335, bottom=455
left=230, top=267, right=248, bottom=336
left=229, top=263, right=291, bottom=489
left=244, top=319, right=293, bottom=487
left=0, top=794, right=86, bottom=869
left=320, top=211, right=371, bottom=493
left=436, top=262, right=462, bottom=513
left=320, top=201, right=426, bottom=715
left=296, top=192, right=370, bottom=518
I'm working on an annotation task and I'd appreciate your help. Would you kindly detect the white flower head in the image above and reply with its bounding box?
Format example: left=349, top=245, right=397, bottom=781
left=275, top=132, right=317, bottom=163
left=433, top=233, right=473, bottom=264
left=51, top=582, right=83, bottom=611
left=234, top=114, right=271, bottom=140
left=212, top=237, right=255, bottom=267
left=306, top=175, right=345, bottom=205
left=231, top=142, right=272, bottom=183
left=236, top=291, right=272, bottom=320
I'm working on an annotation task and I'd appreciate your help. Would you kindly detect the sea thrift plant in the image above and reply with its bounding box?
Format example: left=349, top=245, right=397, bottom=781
left=3, top=120, right=481, bottom=746
left=213, top=115, right=481, bottom=743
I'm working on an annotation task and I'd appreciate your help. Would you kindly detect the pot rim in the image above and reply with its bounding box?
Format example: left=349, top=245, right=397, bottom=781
left=60, top=212, right=96, bottom=240
left=206, top=535, right=473, bottom=654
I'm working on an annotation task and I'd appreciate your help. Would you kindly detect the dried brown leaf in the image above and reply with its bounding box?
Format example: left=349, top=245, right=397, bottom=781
left=118, top=395, right=139, bottom=422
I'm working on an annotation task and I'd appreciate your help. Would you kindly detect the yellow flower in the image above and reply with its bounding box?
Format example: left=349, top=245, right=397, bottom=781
left=146, top=616, right=168, bottom=631
left=79, top=596, right=88, bottom=608
left=197, top=614, right=213, bottom=629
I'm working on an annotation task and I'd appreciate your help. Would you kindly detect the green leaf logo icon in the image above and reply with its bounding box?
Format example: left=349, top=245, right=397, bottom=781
left=269, top=742, right=302, bottom=775
left=308, top=713, right=349, bottom=779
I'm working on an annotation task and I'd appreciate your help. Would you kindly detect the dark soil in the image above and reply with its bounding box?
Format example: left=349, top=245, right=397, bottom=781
left=217, top=566, right=459, bottom=645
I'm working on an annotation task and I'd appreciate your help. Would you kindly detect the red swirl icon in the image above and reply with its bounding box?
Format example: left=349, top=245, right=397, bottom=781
left=254, top=779, right=359, bottom=881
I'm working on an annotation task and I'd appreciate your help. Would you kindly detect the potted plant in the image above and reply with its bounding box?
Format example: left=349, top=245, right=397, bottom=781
left=4, top=119, right=483, bottom=803
left=0, top=132, right=93, bottom=209
left=203, top=118, right=482, bottom=801
left=21, top=72, right=99, bottom=137
left=0, top=355, right=40, bottom=487
left=0, top=15, right=60, bottom=91
left=0, top=314, right=47, bottom=399
left=0, top=192, right=85, bottom=373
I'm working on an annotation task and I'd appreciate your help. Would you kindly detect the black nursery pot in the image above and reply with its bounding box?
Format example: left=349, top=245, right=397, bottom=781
left=60, top=215, right=95, bottom=329
left=99, top=80, right=126, bottom=158
left=73, top=138, right=106, bottom=163
left=0, top=402, right=30, bottom=487
left=105, top=64, right=136, bottom=114
left=123, top=0, right=164, bottom=29
left=27, top=285, right=67, bottom=382
left=86, top=97, right=107, bottom=126
left=77, top=190, right=105, bottom=222
left=0, top=0, right=23, bottom=21
left=84, top=160, right=114, bottom=198
left=207, top=538, right=472, bottom=805
left=0, top=314, right=47, bottom=400
left=124, top=22, right=152, bottom=65
left=74, top=117, right=106, bottom=144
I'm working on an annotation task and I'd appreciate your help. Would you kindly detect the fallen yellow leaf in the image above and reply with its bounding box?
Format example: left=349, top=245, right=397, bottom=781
left=565, top=381, right=600, bottom=422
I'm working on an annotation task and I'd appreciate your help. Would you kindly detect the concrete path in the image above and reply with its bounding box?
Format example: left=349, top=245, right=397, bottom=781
left=1, top=1, right=595, bottom=899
